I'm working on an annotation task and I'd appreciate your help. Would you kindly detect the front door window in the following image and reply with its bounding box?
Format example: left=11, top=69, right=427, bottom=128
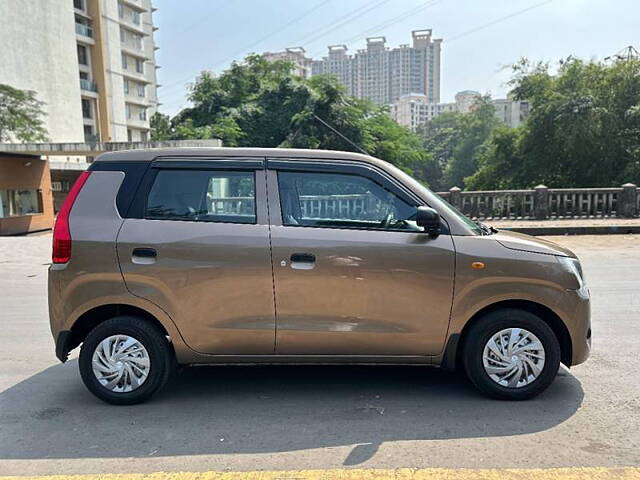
left=277, top=171, right=421, bottom=231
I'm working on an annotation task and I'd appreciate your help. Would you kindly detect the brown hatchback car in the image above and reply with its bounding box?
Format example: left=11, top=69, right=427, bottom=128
left=48, top=148, right=591, bottom=404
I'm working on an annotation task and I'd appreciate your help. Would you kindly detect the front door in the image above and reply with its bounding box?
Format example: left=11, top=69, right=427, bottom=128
left=268, top=162, right=456, bottom=356
left=117, top=160, right=276, bottom=354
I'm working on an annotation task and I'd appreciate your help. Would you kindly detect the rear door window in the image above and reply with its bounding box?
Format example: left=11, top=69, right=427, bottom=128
left=146, top=169, right=256, bottom=224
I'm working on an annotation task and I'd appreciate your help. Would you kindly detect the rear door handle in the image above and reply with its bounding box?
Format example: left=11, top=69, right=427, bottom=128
left=290, top=253, right=316, bottom=270
left=132, top=247, right=157, bottom=265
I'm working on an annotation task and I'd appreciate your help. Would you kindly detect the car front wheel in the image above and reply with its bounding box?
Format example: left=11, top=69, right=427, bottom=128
left=462, top=309, right=561, bottom=400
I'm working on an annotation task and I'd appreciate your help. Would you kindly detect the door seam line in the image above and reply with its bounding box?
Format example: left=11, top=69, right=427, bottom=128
left=264, top=167, right=279, bottom=353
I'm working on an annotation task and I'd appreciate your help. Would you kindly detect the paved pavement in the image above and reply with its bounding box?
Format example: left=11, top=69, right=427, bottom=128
left=489, top=218, right=640, bottom=235
left=1, top=467, right=639, bottom=480
left=0, top=234, right=639, bottom=477
left=488, top=218, right=640, bottom=228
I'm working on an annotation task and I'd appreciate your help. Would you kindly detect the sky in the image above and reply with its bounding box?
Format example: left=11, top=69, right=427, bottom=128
left=154, top=0, right=640, bottom=116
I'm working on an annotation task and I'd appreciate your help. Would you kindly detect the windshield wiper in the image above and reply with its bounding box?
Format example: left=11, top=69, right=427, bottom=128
left=475, top=221, right=496, bottom=235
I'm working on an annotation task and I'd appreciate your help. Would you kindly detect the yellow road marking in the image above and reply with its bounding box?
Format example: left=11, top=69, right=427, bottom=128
left=1, top=468, right=639, bottom=480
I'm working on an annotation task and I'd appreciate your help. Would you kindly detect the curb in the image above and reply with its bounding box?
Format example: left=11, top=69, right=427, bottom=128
left=501, top=225, right=640, bottom=236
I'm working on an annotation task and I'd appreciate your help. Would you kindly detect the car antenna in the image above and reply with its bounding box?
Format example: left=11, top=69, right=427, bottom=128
left=312, top=113, right=370, bottom=156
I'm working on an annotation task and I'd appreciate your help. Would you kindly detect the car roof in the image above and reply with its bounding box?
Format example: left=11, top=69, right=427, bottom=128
left=94, top=147, right=379, bottom=165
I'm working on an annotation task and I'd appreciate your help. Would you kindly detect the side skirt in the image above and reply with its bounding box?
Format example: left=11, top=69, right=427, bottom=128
left=183, top=355, right=437, bottom=367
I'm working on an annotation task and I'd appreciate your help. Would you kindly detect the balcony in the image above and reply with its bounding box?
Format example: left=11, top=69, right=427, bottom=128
left=124, top=93, right=149, bottom=107
left=119, top=17, right=147, bottom=36
left=120, top=40, right=147, bottom=56
left=120, top=0, right=146, bottom=11
left=80, top=78, right=98, bottom=92
left=84, top=133, right=100, bottom=143
left=75, top=23, right=93, bottom=38
left=121, top=68, right=153, bottom=83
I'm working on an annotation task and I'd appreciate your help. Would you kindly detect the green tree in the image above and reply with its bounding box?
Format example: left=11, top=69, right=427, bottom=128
left=150, top=112, right=171, bottom=140
left=470, top=57, right=640, bottom=189
left=442, top=96, right=498, bottom=188
left=0, top=84, right=48, bottom=142
left=465, top=126, right=525, bottom=189
left=417, top=96, right=498, bottom=190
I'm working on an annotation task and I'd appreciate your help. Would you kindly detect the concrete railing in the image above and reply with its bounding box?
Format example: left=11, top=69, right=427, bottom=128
left=299, top=194, right=383, bottom=220
left=209, top=184, right=640, bottom=221
left=437, top=184, right=640, bottom=220
left=208, top=194, right=386, bottom=220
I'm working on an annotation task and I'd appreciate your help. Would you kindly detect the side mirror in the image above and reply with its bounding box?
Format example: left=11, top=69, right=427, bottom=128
left=416, top=206, right=441, bottom=235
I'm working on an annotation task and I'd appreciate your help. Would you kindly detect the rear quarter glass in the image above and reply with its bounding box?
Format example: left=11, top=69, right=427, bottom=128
left=88, top=160, right=150, bottom=217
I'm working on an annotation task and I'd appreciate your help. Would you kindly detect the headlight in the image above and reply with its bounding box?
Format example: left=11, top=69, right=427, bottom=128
left=557, top=256, right=589, bottom=298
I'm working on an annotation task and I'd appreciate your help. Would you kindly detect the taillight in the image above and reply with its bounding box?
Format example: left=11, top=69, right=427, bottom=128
left=52, top=171, right=91, bottom=264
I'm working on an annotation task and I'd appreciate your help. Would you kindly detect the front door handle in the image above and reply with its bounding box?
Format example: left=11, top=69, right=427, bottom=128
left=290, top=253, right=316, bottom=270
left=132, top=247, right=157, bottom=265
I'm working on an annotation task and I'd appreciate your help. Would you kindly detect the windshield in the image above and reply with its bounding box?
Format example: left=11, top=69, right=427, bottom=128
left=383, top=164, right=483, bottom=235
left=426, top=191, right=485, bottom=235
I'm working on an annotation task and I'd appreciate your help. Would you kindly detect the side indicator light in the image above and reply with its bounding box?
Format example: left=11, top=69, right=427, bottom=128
left=471, top=261, right=486, bottom=270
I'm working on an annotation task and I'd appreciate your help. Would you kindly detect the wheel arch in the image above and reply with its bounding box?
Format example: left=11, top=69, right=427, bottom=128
left=62, top=304, right=172, bottom=360
left=444, top=299, right=573, bottom=371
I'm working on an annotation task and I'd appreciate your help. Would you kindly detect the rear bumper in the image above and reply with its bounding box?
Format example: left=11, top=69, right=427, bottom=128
left=49, top=264, right=66, bottom=362
left=55, top=330, right=73, bottom=363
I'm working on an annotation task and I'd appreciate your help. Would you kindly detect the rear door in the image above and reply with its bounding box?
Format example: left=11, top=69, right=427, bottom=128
left=117, top=158, right=276, bottom=354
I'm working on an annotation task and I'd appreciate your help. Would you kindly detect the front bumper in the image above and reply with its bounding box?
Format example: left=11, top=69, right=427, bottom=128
left=568, top=288, right=591, bottom=366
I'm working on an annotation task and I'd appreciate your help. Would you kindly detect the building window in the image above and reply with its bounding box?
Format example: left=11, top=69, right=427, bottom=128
left=126, top=104, right=132, bottom=119
left=139, top=108, right=147, bottom=121
left=77, top=44, right=88, bottom=65
left=0, top=190, right=43, bottom=218
left=81, top=98, right=92, bottom=119
left=124, top=32, right=144, bottom=50
left=84, top=125, right=98, bottom=142
left=132, top=10, right=141, bottom=25
left=127, top=129, right=133, bottom=141
left=74, top=0, right=84, bottom=10
left=140, top=130, right=148, bottom=141
left=135, top=59, right=144, bottom=74
left=118, top=3, right=124, bottom=18
left=123, top=79, right=130, bottom=94
left=121, top=53, right=128, bottom=69
left=137, top=83, right=145, bottom=97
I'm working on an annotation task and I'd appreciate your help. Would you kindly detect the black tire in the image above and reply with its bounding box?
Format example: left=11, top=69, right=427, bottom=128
left=462, top=309, right=561, bottom=400
left=79, top=316, right=174, bottom=405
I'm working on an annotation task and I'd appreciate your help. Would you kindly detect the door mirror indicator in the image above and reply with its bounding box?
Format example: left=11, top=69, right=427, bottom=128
left=416, top=206, right=442, bottom=235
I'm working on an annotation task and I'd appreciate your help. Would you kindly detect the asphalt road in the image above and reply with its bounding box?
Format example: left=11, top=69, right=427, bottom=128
left=0, top=234, right=639, bottom=476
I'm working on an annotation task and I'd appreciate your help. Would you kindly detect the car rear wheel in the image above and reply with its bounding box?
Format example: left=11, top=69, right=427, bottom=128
left=79, top=316, right=174, bottom=405
left=462, top=309, right=561, bottom=400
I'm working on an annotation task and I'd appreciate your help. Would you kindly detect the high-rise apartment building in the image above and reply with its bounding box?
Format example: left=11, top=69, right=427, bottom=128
left=0, top=0, right=159, bottom=146
left=390, top=91, right=530, bottom=131
left=492, top=97, right=530, bottom=128
left=263, top=47, right=313, bottom=79
left=311, top=30, right=442, bottom=105
left=390, top=93, right=455, bottom=131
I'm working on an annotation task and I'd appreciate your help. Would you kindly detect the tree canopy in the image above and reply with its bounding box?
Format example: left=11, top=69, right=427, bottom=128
left=467, top=58, right=640, bottom=189
left=417, top=95, right=498, bottom=190
left=0, top=84, right=48, bottom=142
